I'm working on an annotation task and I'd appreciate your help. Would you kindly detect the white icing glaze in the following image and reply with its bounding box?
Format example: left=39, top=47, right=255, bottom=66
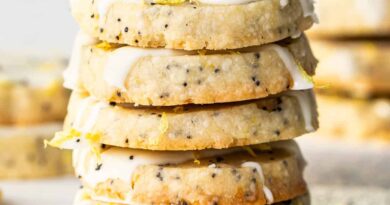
left=287, top=90, right=315, bottom=132
left=355, top=0, right=387, bottom=27
left=268, top=45, right=314, bottom=90
left=241, top=162, right=274, bottom=204
left=103, top=47, right=187, bottom=91
left=64, top=31, right=98, bottom=90
left=60, top=96, right=108, bottom=149
left=298, top=0, right=319, bottom=23
left=0, top=123, right=62, bottom=138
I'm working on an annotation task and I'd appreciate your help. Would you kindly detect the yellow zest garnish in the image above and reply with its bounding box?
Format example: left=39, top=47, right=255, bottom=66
left=95, top=42, right=118, bottom=51
left=159, top=112, right=169, bottom=134
left=193, top=159, right=201, bottom=165
left=154, top=0, right=186, bottom=5
left=192, top=152, right=201, bottom=165
left=242, top=147, right=257, bottom=157
left=45, top=128, right=81, bottom=148
left=297, top=62, right=314, bottom=85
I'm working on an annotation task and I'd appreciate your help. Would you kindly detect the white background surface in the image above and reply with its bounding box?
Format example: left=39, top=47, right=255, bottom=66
left=0, top=0, right=77, bottom=58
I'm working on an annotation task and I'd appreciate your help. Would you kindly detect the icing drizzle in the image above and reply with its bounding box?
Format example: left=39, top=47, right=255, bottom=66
left=241, top=162, right=274, bottom=204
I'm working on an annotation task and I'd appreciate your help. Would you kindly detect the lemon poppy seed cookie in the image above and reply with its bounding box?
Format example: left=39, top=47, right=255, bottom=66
left=71, top=0, right=316, bottom=50
left=73, top=141, right=307, bottom=205
left=310, top=0, right=390, bottom=38
left=313, top=40, right=390, bottom=97
left=314, top=95, right=390, bottom=142
left=0, top=58, right=70, bottom=125
left=50, top=90, right=318, bottom=150
left=0, top=123, right=72, bottom=179
left=71, top=35, right=317, bottom=106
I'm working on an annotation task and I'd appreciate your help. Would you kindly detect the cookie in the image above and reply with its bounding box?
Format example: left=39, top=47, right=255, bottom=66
left=73, top=140, right=307, bottom=205
left=70, top=0, right=316, bottom=50
left=309, top=0, right=390, bottom=37
left=74, top=190, right=310, bottom=205
left=51, top=90, right=318, bottom=150
left=70, top=34, right=317, bottom=106
left=0, top=123, right=72, bottom=179
left=0, top=57, right=70, bottom=125
left=314, top=94, right=390, bottom=142
left=312, top=40, right=390, bottom=97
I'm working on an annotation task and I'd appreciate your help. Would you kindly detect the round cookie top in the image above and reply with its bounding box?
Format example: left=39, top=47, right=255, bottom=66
left=47, top=90, right=318, bottom=150
left=73, top=140, right=307, bottom=205
left=71, top=0, right=317, bottom=50
left=66, top=33, right=317, bottom=106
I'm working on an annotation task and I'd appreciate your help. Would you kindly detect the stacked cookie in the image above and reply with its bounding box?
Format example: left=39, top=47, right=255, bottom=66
left=0, top=57, right=71, bottom=179
left=309, top=0, right=390, bottom=142
left=49, top=0, right=319, bottom=204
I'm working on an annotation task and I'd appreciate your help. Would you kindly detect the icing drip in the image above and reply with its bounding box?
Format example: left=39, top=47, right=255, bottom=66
left=64, top=31, right=98, bottom=90
left=287, top=90, right=315, bottom=132
left=103, top=47, right=187, bottom=91
left=298, top=0, right=319, bottom=23
left=268, top=45, right=314, bottom=90
left=60, top=96, right=108, bottom=149
left=241, top=162, right=274, bottom=204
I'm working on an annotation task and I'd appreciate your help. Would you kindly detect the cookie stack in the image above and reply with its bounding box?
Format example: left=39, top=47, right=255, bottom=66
left=309, top=0, right=390, bottom=142
left=0, top=57, right=71, bottom=179
left=49, top=0, right=319, bottom=204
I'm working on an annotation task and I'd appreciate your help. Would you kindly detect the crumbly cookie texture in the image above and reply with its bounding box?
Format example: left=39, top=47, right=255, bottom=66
left=314, top=94, right=390, bottom=142
left=0, top=123, right=72, bottom=179
left=71, top=0, right=314, bottom=50
left=75, top=191, right=310, bottom=205
left=312, top=39, right=390, bottom=97
left=78, top=35, right=317, bottom=106
left=61, top=90, right=318, bottom=150
left=0, top=58, right=70, bottom=125
left=309, top=0, right=390, bottom=37
left=74, top=141, right=307, bottom=205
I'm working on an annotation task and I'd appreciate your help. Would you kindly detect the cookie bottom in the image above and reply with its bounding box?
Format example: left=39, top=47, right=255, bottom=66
left=74, top=189, right=310, bottom=205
